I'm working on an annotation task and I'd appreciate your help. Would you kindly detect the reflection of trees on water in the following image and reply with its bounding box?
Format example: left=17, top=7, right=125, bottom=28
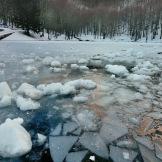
left=0, top=0, right=162, bottom=41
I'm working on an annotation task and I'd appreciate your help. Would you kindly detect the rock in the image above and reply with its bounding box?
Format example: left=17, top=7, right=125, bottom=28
left=49, top=136, right=78, bottom=162
left=110, top=145, right=138, bottom=162
left=17, top=83, right=43, bottom=100
left=105, top=64, right=129, bottom=77
left=0, top=118, right=32, bottom=158
left=79, top=132, right=109, bottom=159
left=50, top=123, right=62, bottom=136
left=16, top=96, right=40, bottom=111
left=100, top=121, right=128, bottom=145
left=139, top=144, right=161, bottom=162
left=66, top=150, right=88, bottom=162
left=63, top=122, right=78, bottom=135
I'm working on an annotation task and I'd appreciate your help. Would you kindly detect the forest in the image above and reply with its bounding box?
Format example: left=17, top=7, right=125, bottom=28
left=0, top=0, right=162, bottom=41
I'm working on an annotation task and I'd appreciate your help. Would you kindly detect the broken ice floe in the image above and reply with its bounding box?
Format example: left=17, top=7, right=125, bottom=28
left=66, top=150, right=88, bottom=162
left=110, top=145, right=138, bottom=162
left=100, top=117, right=128, bottom=145
left=49, top=136, right=78, bottom=162
left=79, top=132, right=109, bottom=159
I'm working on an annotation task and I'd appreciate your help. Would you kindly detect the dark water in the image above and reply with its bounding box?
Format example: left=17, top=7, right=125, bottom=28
left=0, top=0, right=162, bottom=41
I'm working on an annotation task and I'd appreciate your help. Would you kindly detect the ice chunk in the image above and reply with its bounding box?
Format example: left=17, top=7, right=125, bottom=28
left=66, top=79, right=97, bottom=90
left=0, top=62, right=6, bottom=68
left=37, top=83, right=62, bottom=95
left=127, top=74, right=151, bottom=82
left=51, top=60, right=61, bottom=67
left=25, top=65, right=38, bottom=74
left=17, top=83, right=43, bottom=100
left=0, top=118, right=32, bottom=158
left=0, top=82, right=12, bottom=108
left=105, top=64, right=129, bottom=77
left=100, top=120, right=128, bottom=144
left=49, top=136, right=78, bottom=162
left=132, top=61, right=160, bottom=76
left=0, top=95, right=12, bottom=108
left=79, top=66, right=89, bottom=71
left=74, top=110, right=98, bottom=131
left=0, top=82, right=12, bottom=98
left=78, top=59, right=88, bottom=64
left=71, top=64, right=79, bottom=70
left=16, top=96, right=40, bottom=111
left=53, top=68, right=62, bottom=73
left=60, top=85, right=76, bottom=95
left=110, top=145, right=138, bottom=162
left=66, top=150, right=88, bottom=162
left=79, top=132, right=109, bottom=159
left=88, top=59, right=103, bottom=68
left=37, top=133, right=47, bottom=146
left=42, top=56, right=54, bottom=65
left=73, top=96, right=88, bottom=103
left=22, top=59, right=34, bottom=64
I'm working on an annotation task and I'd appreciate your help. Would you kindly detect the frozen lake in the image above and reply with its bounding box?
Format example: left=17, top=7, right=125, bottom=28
left=0, top=41, right=162, bottom=162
